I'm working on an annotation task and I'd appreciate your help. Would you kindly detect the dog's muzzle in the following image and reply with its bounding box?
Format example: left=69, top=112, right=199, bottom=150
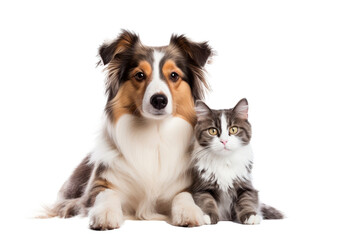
left=150, top=94, right=168, bottom=110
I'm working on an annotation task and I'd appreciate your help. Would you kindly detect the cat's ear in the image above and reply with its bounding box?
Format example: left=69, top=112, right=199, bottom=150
left=195, top=100, right=212, bottom=121
left=233, top=98, right=249, bottom=120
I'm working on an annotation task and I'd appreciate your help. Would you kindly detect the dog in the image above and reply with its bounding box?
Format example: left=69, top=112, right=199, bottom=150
left=46, top=30, right=213, bottom=230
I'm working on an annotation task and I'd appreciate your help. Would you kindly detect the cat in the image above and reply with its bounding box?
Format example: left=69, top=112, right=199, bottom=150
left=190, top=98, right=283, bottom=225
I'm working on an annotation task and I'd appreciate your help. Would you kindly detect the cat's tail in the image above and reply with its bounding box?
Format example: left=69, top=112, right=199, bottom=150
left=261, top=203, right=284, bottom=219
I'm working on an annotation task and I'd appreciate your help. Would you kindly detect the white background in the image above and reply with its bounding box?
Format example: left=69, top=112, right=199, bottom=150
left=1, top=0, right=359, bottom=239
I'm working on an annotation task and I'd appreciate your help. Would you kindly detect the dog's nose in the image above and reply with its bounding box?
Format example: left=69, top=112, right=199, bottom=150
left=150, top=94, right=168, bottom=110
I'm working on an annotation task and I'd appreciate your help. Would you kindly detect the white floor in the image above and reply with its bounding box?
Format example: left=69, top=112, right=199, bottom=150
left=6, top=216, right=356, bottom=240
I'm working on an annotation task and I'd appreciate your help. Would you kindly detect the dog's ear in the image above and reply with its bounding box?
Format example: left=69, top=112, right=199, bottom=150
left=170, top=35, right=213, bottom=101
left=98, top=30, right=139, bottom=65
left=170, top=34, right=213, bottom=67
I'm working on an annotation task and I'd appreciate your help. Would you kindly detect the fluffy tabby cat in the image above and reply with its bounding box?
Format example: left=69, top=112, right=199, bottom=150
left=190, top=98, right=283, bottom=225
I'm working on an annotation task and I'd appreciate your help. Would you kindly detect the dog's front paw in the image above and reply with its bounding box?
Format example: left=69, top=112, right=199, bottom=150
left=172, top=203, right=206, bottom=227
left=89, top=207, right=123, bottom=231
left=242, top=214, right=262, bottom=225
left=203, top=215, right=211, bottom=225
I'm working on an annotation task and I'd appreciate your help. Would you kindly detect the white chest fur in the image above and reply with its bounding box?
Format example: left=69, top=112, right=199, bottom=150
left=194, top=143, right=253, bottom=191
left=92, top=114, right=194, bottom=215
left=114, top=115, right=193, bottom=180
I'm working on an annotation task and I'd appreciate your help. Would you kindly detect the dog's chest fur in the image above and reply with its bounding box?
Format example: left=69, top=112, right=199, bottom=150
left=117, top=115, right=192, bottom=174
left=97, top=114, right=193, bottom=218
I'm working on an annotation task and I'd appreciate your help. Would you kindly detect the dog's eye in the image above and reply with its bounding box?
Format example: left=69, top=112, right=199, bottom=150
left=135, top=72, right=146, bottom=81
left=170, top=72, right=179, bottom=82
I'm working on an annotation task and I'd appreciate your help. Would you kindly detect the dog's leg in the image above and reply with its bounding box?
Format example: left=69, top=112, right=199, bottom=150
left=88, top=189, right=124, bottom=230
left=171, top=191, right=209, bottom=227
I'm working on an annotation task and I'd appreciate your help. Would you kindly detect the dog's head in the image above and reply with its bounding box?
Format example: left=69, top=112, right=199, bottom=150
left=99, top=30, right=212, bottom=125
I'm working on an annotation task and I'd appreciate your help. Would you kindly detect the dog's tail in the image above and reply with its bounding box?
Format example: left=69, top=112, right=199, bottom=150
left=261, top=203, right=284, bottom=219
left=37, top=198, right=83, bottom=219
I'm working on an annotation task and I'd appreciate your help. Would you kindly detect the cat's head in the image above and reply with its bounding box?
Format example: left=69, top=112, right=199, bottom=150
left=194, top=98, right=251, bottom=155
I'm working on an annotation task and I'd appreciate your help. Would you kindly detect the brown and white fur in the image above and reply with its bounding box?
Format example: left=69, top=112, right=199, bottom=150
left=45, top=30, right=213, bottom=230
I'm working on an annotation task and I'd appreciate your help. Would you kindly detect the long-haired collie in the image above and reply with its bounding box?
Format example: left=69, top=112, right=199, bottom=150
left=46, top=30, right=213, bottom=230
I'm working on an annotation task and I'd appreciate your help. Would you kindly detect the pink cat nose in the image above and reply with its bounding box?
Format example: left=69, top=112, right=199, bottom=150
left=220, top=140, right=228, bottom=145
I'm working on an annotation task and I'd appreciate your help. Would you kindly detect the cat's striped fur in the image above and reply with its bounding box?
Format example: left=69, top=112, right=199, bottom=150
left=190, top=99, right=283, bottom=224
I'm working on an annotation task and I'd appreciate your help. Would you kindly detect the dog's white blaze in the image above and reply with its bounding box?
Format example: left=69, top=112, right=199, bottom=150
left=142, top=50, right=173, bottom=118
left=91, top=114, right=193, bottom=219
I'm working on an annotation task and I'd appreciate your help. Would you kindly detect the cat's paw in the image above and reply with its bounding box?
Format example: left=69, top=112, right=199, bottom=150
left=208, top=213, right=220, bottom=224
left=172, top=203, right=206, bottom=227
left=89, top=207, right=123, bottom=230
left=243, top=214, right=262, bottom=225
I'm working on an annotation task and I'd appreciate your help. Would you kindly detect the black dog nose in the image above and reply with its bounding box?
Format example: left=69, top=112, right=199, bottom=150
left=150, top=94, right=168, bottom=110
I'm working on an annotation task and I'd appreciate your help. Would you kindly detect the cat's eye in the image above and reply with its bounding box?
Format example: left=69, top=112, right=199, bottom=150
left=208, top=128, right=218, bottom=136
left=229, top=126, right=239, bottom=135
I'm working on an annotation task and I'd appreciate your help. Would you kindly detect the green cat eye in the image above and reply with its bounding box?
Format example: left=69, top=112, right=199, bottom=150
left=208, top=128, right=218, bottom=136
left=229, top=126, right=239, bottom=135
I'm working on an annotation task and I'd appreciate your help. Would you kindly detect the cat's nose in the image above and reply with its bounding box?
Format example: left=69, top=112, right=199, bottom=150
left=220, top=140, right=228, bottom=146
